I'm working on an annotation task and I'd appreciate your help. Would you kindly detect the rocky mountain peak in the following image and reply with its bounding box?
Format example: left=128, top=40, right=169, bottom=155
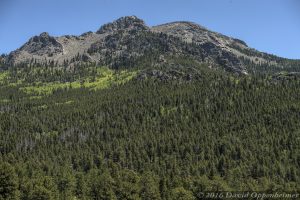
left=96, top=16, right=148, bottom=34
left=29, top=32, right=52, bottom=43
left=40, top=32, right=50, bottom=37
left=18, top=32, right=63, bottom=56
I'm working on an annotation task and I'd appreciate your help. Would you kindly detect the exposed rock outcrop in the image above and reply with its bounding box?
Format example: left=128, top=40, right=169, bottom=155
left=23, top=32, right=63, bottom=55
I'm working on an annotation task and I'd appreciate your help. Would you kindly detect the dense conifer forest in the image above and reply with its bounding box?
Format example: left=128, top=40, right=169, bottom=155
left=0, top=58, right=300, bottom=199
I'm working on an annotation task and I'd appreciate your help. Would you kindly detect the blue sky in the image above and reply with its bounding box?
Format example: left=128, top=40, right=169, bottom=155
left=0, top=0, right=299, bottom=59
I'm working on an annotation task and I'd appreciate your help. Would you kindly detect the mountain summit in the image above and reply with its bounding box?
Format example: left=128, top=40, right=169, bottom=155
left=97, top=16, right=148, bottom=34
left=3, top=16, right=299, bottom=75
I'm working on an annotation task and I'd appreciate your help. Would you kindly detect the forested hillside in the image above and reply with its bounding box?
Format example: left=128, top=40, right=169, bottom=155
left=0, top=59, right=300, bottom=199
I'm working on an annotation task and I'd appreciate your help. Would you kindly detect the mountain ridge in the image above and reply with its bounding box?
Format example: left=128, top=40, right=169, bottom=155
left=2, top=16, right=300, bottom=75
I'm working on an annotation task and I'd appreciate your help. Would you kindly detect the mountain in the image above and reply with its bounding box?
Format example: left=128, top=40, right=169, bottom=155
left=4, top=16, right=299, bottom=75
left=1, top=16, right=300, bottom=199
